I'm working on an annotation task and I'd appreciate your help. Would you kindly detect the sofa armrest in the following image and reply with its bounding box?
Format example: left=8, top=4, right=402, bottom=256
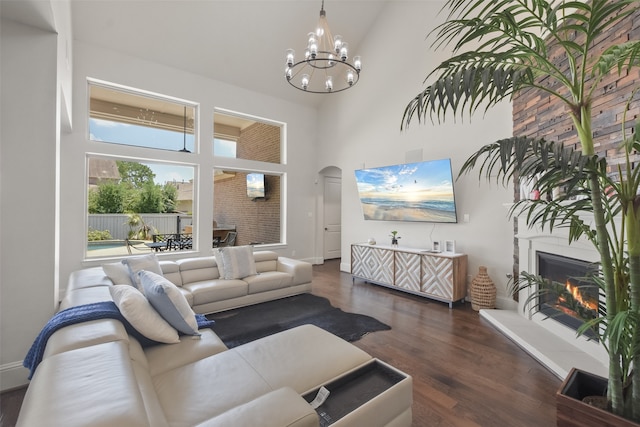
left=277, top=257, right=312, bottom=286
left=194, top=387, right=318, bottom=427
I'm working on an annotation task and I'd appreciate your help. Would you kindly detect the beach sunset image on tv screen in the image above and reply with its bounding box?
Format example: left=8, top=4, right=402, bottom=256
left=354, top=158, right=457, bottom=223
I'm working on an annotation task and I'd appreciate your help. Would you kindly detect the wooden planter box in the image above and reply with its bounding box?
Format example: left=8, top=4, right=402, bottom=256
left=557, top=368, right=639, bottom=427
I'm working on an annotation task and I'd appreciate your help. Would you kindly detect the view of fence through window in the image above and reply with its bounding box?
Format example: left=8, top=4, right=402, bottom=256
left=86, top=157, right=195, bottom=257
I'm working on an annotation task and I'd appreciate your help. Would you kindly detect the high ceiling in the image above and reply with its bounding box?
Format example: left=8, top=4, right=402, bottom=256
left=3, top=0, right=390, bottom=107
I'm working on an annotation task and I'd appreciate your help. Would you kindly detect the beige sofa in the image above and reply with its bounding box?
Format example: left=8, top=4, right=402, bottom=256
left=61, top=250, right=313, bottom=314
left=17, top=251, right=413, bottom=427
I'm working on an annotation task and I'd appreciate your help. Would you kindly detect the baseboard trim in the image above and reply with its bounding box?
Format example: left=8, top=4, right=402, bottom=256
left=1, top=361, right=29, bottom=392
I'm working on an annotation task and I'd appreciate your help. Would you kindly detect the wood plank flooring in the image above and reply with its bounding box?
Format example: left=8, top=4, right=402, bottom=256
left=0, top=259, right=560, bottom=426
left=311, top=259, right=560, bottom=427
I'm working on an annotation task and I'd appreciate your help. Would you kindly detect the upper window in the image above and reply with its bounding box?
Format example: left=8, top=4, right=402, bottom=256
left=89, top=81, right=196, bottom=153
left=214, top=111, right=282, bottom=164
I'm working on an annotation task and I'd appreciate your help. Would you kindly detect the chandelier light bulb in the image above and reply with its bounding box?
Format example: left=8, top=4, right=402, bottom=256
left=325, top=76, right=333, bottom=92
left=354, top=56, right=362, bottom=71
left=347, top=70, right=354, bottom=85
left=285, top=67, right=293, bottom=80
left=286, top=49, right=295, bottom=67
left=340, top=43, right=348, bottom=61
left=333, top=35, right=342, bottom=53
left=301, top=74, right=310, bottom=90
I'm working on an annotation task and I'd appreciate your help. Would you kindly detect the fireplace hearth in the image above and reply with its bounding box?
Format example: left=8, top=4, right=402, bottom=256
left=537, top=251, right=600, bottom=340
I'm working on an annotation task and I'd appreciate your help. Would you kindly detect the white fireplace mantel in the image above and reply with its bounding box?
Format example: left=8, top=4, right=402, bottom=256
left=482, top=215, right=608, bottom=380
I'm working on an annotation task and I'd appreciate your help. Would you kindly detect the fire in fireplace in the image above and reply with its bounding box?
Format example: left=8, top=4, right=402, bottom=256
left=537, top=251, right=600, bottom=340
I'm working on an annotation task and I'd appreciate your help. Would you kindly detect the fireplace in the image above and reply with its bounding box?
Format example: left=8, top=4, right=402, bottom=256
left=537, top=251, right=600, bottom=340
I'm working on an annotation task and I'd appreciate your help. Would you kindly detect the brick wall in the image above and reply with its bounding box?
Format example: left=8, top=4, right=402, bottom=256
left=511, top=5, right=640, bottom=292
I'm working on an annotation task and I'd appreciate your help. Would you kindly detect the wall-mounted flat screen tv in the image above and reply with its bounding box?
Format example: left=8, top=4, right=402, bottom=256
left=247, top=173, right=266, bottom=199
left=354, top=158, right=458, bottom=223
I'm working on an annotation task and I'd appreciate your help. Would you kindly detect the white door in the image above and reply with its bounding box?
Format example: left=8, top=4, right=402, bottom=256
left=323, top=176, right=341, bottom=260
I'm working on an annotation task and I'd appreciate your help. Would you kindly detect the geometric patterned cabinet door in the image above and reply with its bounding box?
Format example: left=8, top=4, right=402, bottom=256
left=352, top=243, right=468, bottom=308
left=421, top=253, right=468, bottom=306
left=351, top=244, right=394, bottom=285
left=394, top=251, right=421, bottom=292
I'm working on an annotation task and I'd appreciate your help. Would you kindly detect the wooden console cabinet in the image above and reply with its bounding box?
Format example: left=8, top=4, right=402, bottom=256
left=351, top=243, right=468, bottom=308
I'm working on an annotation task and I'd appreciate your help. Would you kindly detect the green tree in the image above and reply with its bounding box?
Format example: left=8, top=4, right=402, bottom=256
left=401, top=0, right=640, bottom=419
left=117, top=161, right=155, bottom=189
left=135, top=181, right=164, bottom=213
left=162, top=182, right=178, bottom=213
left=88, top=182, right=124, bottom=213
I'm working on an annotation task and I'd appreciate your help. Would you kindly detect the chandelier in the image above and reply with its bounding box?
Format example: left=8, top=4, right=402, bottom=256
left=285, top=1, right=361, bottom=93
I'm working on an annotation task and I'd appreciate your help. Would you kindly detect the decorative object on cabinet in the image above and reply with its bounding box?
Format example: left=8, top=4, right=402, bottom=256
left=389, top=231, right=401, bottom=246
left=470, top=266, right=496, bottom=311
left=367, top=237, right=376, bottom=245
left=431, top=241, right=441, bottom=252
left=444, top=240, right=455, bottom=253
left=351, top=243, right=467, bottom=308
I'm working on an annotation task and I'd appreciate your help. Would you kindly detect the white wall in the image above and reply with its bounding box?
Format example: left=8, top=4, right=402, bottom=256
left=316, top=1, right=516, bottom=306
left=1, top=19, right=60, bottom=389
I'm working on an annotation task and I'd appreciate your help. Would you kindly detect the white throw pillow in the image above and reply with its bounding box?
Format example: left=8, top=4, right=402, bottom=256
left=218, top=246, right=257, bottom=280
left=139, top=270, right=200, bottom=336
left=214, top=249, right=225, bottom=278
left=102, top=262, right=133, bottom=286
left=122, top=254, right=163, bottom=290
left=109, top=284, right=179, bottom=344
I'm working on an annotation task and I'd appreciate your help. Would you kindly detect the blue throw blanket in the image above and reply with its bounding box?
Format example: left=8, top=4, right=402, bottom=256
left=24, top=301, right=215, bottom=379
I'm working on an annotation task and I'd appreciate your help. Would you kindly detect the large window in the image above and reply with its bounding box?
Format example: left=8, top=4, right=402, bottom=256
left=213, top=111, right=284, bottom=246
left=89, top=82, right=196, bottom=152
left=87, top=80, right=197, bottom=258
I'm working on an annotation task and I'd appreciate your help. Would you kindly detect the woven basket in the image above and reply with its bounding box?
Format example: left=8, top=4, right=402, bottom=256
left=470, top=266, right=496, bottom=311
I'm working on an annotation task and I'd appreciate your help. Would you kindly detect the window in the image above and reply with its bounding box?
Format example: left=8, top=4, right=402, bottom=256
left=213, top=111, right=285, bottom=246
left=89, top=81, right=196, bottom=152
left=86, top=80, right=198, bottom=258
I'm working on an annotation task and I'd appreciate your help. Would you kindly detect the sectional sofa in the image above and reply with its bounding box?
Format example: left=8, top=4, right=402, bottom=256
left=16, top=249, right=413, bottom=426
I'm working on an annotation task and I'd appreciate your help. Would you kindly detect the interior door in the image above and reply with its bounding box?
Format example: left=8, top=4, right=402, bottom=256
left=323, top=176, right=342, bottom=260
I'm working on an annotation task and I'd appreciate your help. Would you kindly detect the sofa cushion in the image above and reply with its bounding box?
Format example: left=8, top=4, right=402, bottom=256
left=182, top=279, right=248, bottom=306
left=153, top=349, right=274, bottom=427
left=233, top=324, right=372, bottom=395
left=122, top=254, right=163, bottom=289
left=109, top=285, right=180, bottom=344
left=159, top=261, right=182, bottom=286
left=42, top=318, right=129, bottom=359
left=102, top=261, right=134, bottom=286
left=194, top=387, right=318, bottom=427
left=139, top=271, right=199, bottom=336
left=217, top=246, right=257, bottom=279
left=177, top=257, right=220, bottom=285
left=244, top=271, right=293, bottom=294
left=145, top=329, right=227, bottom=377
left=253, top=251, right=279, bottom=273
left=17, top=341, right=154, bottom=427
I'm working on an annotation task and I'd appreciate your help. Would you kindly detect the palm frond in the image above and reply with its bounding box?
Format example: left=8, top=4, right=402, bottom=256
left=402, top=0, right=640, bottom=129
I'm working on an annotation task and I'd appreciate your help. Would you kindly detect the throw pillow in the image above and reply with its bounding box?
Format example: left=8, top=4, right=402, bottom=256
left=122, top=254, right=163, bottom=290
left=139, top=270, right=200, bottom=336
left=102, top=261, right=133, bottom=286
left=214, top=249, right=225, bottom=278
left=218, top=246, right=257, bottom=280
left=109, top=285, right=179, bottom=344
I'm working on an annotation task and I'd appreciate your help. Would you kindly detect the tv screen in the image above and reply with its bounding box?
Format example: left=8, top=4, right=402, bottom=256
left=354, top=158, right=458, bottom=223
left=247, top=173, right=266, bottom=199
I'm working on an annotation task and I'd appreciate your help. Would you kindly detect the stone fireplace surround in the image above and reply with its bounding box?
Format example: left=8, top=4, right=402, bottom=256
left=481, top=214, right=608, bottom=380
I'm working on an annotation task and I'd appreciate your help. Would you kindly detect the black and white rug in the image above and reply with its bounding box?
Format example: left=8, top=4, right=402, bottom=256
left=207, top=293, right=391, bottom=348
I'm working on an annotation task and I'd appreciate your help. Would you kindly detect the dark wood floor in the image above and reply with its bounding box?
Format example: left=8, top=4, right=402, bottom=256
left=0, top=259, right=560, bottom=426
left=312, top=259, right=560, bottom=427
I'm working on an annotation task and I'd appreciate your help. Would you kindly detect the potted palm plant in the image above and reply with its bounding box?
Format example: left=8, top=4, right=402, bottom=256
left=401, top=0, right=640, bottom=423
